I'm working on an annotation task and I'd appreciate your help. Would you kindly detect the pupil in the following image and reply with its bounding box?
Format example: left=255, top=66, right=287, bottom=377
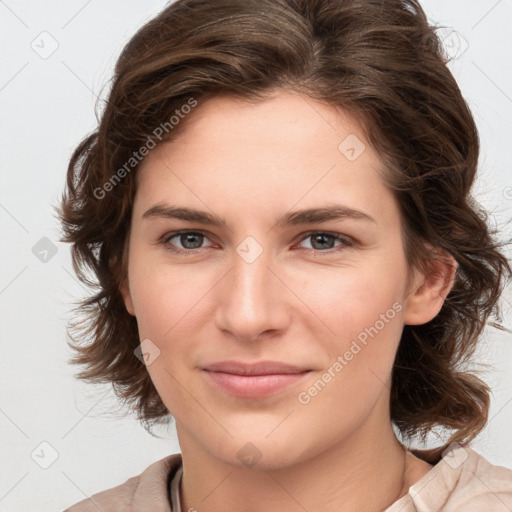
left=312, top=234, right=333, bottom=250
left=182, top=233, right=202, bottom=249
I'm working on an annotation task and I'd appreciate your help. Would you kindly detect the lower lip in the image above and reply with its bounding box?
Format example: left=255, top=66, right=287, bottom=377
left=202, top=370, right=311, bottom=398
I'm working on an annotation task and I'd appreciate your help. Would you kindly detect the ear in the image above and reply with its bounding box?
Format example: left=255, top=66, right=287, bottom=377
left=116, top=236, right=135, bottom=317
left=120, top=277, right=136, bottom=317
left=402, top=247, right=458, bottom=326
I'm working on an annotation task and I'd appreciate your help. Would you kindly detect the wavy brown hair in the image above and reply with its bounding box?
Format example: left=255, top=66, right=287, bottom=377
left=58, top=0, right=510, bottom=461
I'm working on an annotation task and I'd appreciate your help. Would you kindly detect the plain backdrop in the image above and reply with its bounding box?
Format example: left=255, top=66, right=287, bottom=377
left=1, top=1, right=511, bottom=510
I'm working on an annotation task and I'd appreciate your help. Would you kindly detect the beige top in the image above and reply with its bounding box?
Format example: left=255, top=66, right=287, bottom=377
left=64, top=445, right=512, bottom=511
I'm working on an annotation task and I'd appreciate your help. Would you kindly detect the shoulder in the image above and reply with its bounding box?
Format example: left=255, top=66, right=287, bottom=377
left=409, top=444, right=512, bottom=511
left=444, top=445, right=512, bottom=510
left=63, top=453, right=182, bottom=512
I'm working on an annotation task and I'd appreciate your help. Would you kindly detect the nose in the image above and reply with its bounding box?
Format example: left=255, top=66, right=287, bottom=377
left=214, top=246, right=291, bottom=343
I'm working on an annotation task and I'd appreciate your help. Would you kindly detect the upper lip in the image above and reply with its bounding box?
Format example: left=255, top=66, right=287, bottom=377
left=202, top=360, right=310, bottom=376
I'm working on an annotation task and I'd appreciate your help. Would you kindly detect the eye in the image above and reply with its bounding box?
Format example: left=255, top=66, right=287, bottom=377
left=296, top=231, right=353, bottom=253
left=161, top=230, right=214, bottom=254
left=159, top=230, right=354, bottom=255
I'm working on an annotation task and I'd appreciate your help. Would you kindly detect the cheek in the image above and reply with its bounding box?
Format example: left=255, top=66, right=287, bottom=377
left=295, top=274, right=405, bottom=423
left=127, top=256, right=216, bottom=405
left=128, top=251, right=214, bottom=339
left=128, top=266, right=201, bottom=414
left=295, top=260, right=405, bottom=336
left=295, top=260, right=407, bottom=398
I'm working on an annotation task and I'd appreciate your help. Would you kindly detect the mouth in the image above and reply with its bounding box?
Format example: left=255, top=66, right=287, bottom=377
left=201, top=360, right=312, bottom=398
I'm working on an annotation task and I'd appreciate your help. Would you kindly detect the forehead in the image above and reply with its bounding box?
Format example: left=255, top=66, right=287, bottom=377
left=134, top=90, right=398, bottom=228
left=143, top=90, right=368, bottom=162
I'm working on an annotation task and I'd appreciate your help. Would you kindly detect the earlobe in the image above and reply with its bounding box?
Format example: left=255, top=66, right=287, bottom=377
left=402, top=249, right=458, bottom=326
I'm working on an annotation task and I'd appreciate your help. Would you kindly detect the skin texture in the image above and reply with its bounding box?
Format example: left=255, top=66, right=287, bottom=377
left=121, top=90, right=457, bottom=512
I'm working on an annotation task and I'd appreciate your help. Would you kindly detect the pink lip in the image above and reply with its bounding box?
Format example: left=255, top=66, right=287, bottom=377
left=201, top=360, right=311, bottom=398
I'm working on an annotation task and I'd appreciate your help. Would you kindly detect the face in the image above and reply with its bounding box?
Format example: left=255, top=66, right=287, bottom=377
left=121, top=90, right=438, bottom=469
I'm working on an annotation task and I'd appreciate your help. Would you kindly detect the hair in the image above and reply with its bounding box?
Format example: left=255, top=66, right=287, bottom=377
left=58, top=0, right=510, bottom=462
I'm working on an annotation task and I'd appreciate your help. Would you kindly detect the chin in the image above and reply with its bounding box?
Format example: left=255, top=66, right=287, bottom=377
left=204, top=429, right=316, bottom=471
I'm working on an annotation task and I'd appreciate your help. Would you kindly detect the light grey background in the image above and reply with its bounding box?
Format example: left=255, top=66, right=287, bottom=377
left=1, top=1, right=511, bottom=510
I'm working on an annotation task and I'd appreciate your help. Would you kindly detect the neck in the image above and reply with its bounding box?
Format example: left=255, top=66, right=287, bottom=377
left=177, top=402, right=414, bottom=512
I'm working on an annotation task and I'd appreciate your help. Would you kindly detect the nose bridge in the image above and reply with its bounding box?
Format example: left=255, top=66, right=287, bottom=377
left=214, top=238, right=289, bottom=341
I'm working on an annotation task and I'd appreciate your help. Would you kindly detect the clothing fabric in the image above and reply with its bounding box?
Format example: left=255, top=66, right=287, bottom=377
left=64, top=445, right=512, bottom=511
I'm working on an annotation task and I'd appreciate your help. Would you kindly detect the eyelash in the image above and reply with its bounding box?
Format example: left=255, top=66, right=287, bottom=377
left=159, top=230, right=354, bottom=255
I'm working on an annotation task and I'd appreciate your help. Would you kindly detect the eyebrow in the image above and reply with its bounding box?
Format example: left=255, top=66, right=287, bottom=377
left=142, top=203, right=376, bottom=227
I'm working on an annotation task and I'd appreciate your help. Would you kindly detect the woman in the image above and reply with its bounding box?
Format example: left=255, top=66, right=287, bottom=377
left=59, top=0, right=512, bottom=510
